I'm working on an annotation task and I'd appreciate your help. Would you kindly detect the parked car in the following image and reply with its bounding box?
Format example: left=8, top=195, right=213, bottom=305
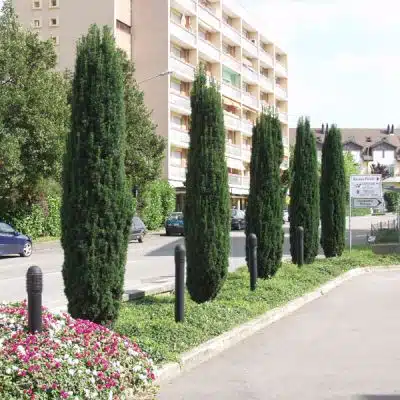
left=0, top=222, right=32, bottom=257
left=130, top=216, right=146, bottom=243
left=231, top=209, right=246, bottom=230
left=165, top=212, right=184, bottom=236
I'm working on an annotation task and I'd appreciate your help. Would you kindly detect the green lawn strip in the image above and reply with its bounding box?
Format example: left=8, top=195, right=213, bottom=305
left=34, top=236, right=60, bottom=243
left=115, top=248, right=400, bottom=365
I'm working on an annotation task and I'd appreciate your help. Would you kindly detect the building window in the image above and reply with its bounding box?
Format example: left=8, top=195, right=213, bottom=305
left=49, top=0, right=59, bottom=8
left=170, top=78, right=181, bottom=93
left=50, top=35, right=59, bottom=46
left=171, top=151, right=183, bottom=167
left=32, top=0, right=42, bottom=9
left=32, top=18, right=42, bottom=28
left=49, top=17, right=59, bottom=27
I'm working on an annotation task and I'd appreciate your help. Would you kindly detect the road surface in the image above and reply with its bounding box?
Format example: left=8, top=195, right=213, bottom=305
left=0, top=215, right=393, bottom=310
left=159, top=270, right=400, bottom=399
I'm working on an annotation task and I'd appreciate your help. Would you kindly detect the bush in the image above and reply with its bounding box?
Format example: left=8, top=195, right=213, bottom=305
left=0, top=301, right=155, bottom=399
left=384, top=192, right=399, bottom=213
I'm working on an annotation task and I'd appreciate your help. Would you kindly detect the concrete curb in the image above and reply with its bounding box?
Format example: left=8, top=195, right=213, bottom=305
left=155, top=266, right=400, bottom=384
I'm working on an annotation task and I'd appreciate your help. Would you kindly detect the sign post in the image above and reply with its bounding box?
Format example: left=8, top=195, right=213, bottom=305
left=349, top=175, right=383, bottom=251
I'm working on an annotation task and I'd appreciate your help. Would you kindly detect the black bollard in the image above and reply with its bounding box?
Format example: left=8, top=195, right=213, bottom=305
left=175, top=244, right=185, bottom=323
left=297, top=226, right=304, bottom=267
left=248, top=233, right=258, bottom=291
left=26, top=266, right=43, bottom=334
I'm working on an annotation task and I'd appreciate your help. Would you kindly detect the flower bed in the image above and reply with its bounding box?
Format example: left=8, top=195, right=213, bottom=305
left=0, top=301, right=156, bottom=399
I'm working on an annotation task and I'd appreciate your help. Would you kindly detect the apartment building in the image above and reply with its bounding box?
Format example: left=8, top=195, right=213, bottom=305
left=14, top=0, right=289, bottom=211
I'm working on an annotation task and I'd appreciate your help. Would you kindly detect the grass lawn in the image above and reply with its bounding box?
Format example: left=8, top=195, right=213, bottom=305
left=116, top=248, right=400, bottom=366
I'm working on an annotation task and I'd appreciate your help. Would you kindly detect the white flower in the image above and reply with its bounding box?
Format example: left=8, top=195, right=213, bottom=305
left=132, top=365, right=142, bottom=372
left=92, top=370, right=98, bottom=376
left=5, top=368, right=12, bottom=374
left=68, top=369, right=75, bottom=376
left=17, top=345, right=25, bottom=355
left=127, top=348, right=138, bottom=357
left=90, top=377, right=96, bottom=384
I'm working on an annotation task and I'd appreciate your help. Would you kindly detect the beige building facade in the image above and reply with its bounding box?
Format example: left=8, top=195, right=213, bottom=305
left=14, top=0, right=289, bottom=210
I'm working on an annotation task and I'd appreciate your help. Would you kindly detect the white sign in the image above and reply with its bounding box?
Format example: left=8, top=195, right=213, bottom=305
left=350, top=175, right=382, bottom=199
left=352, top=198, right=383, bottom=209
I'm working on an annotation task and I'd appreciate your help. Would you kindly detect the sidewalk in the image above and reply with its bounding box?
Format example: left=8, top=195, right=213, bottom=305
left=158, top=270, right=400, bottom=399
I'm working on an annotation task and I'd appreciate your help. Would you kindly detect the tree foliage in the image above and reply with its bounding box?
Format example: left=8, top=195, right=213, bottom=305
left=343, top=151, right=360, bottom=202
left=184, top=66, right=230, bottom=303
left=370, top=162, right=390, bottom=179
left=320, top=125, right=346, bottom=257
left=246, top=111, right=283, bottom=278
left=0, top=0, right=69, bottom=214
left=61, top=25, right=132, bottom=324
left=289, top=117, right=320, bottom=264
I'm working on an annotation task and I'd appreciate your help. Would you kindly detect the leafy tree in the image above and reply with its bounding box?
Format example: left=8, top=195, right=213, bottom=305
left=320, top=125, right=346, bottom=257
left=0, top=0, right=69, bottom=215
left=61, top=25, right=132, bottom=324
left=289, top=117, right=320, bottom=264
left=343, top=151, right=359, bottom=202
left=370, top=162, right=390, bottom=179
left=184, top=66, right=230, bottom=303
left=246, top=111, right=283, bottom=278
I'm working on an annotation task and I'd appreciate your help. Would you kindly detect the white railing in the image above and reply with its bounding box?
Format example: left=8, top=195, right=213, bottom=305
left=170, top=56, right=195, bottom=80
left=222, top=22, right=241, bottom=45
left=224, top=112, right=241, bottom=130
left=242, top=65, right=258, bottom=83
left=198, top=38, right=220, bottom=62
left=170, top=21, right=196, bottom=47
left=229, top=174, right=242, bottom=186
left=226, top=143, right=241, bottom=157
left=170, top=92, right=191, bottom=114
left=221, top=82, right=241, bottom=101
left=170, top=166, right=187, bottom=180
left=198, top=4, right=220, bottom=31
left=172, top=0, right=196, bottom=14
left=260, top=75, right=273, bottom=92
left=222, top=53, right=241, bottom=73
left=275, top=85, right=288, bottom=99
left=259, top=48, right=273, bottom=66
left=275, top=60, right=288, bottom=77
left=242, top=37, right=258, bottom=58
left=279, top=112, right=288, bottom=123
left=171, top=128, right=190, bottom=145
left=242, top=148, right=251, bottom=162
left=241, top=120, right=254, bottom=135
left=242, top=176, right=250, bottom=188
left=242, top=92, right=259, bottom=109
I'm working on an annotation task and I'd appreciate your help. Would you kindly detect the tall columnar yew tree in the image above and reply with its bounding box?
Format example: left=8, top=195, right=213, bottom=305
left=320, top=125, right=346, bottom=257
left=184, top=66, right=230, bottom=303
left=61, top=25, right=133, bottom=324
left=289, top=117, right=320, bottom=264
left=246, top=111, right=284, bottom=278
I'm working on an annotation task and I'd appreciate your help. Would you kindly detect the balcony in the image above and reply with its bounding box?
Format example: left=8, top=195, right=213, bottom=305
left=242, top=176, right=250, bottom=188
left=242, top=120, right=254, bottom=136
left=226, top=143, right=241, bottom=158
left=242, top=148, right=251, bottom=162
left=171, top=127, right=190, bottom=148
left=260, top=100, right=273, bottom=111
left=171, top=0, right=196, bottom=15
left=260, top=75, right=273, bottom=92
left=170, top=165, right=187, bottom=180
left=198, top=4, right=220, bottom=31
left=242, top=65, right=258, bottom=83
left=170, top=21, right=196, bottom=48
left=224, top=112, right=241, bottom=131
left=275, top=60, right=288, bottom=77
left=275, top=85, right=288, bottom=100
left=222, top=53, right=241, bottom=73
left=242, top=92, right=259, bottom=110
left=282, top=136, right=289, bottom=147
left=170, top=56, right=195, bottom=81
left=259, top=48, right=273, bottom=67
left=229, top=174, right=242, bottom=186
left=281, top=159, right=289, bottom=170
left=170, top=92, right=191, bottom=115
left=279, top=112, right=288, bottom=124
left=242, top=37, right=258, bottom=58
left=198, top=38, right=220, bottom=62
left=221, top=82, right=241, bottom=102
left=222, top=22, right=241, bottom=45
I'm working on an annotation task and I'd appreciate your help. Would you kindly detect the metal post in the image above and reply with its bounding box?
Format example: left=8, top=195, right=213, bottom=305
left=349, top=196, right=352, bottom=251
left=297, top=226, right=304, bottom=267
left=248, top=234, right=257, bottom=291
left=26, top=266, right=43, bottom=334
left=174, top=245, right=185, bottom=323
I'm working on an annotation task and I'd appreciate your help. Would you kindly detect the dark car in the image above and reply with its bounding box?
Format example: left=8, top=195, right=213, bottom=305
left=130, top=217, right=146, bottom=243
left=0, top=222, right=32, bottom=257
left=165, top=212, right=184, bottom=236
left=231, top=209, right=246, bottom=230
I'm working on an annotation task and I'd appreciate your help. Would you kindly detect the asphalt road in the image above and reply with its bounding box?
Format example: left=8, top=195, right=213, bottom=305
left=0, top=214, right=394, bottom=310
left=159, top=270, right=400, bottom=400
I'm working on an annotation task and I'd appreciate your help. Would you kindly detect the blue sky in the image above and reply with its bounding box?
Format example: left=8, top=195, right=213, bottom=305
left=249, top=0, right=400, bottom=128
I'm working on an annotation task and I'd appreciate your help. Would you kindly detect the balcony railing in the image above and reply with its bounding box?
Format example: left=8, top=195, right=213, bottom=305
left=242, top=37, right=258, bottom=58
left=241, top=120, right=254, bottom=135
left=170, top=92, right=191, bottom=114
left=171, top=0, right=196, bottom=14
left=260, top=100, right=273, bottom=111
left=170, top=56, right=195, bottom=80
left=282, top=136, right=289, bottom=147
left=259, top=48, right=273, bottom=67
left=198, top=4, right=220, bottom=31
left=228, top=174, right=242, bottom=186
left=170, top=165, right=187, bottom=180
left=222, top=53, right=241, bottom=73
left=242, top=92, right=259, bottom=109
left=242, top=148, right=251, bottom=162
left=170, top=21, right=196, bottom=47
left=221, top=82, right=241, bottom=102
left=242, top=176, right=250, bottom=188
left=198, top=38, right=220, bottom=62
left=222, top=22, right=241, bottom=45
left=226, top=143, right=241, bottom=157
left=279, top=112, right=288, bottom=124
left=171, top=127, right=190, bottom=146
left=275, top=60, right=288, bottom=77
left=224, top=112, right=241, bottom=130
left=260, top=75, right=273, bottom=92
left=275, top=85, right=288, bottom=99
left=242, top=65, right=258, bottom=83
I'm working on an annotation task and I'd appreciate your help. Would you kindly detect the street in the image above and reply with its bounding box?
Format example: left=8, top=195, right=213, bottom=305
left=158, top=269, right=400, bottom=399
left=0, top=214, right=394, bottom=310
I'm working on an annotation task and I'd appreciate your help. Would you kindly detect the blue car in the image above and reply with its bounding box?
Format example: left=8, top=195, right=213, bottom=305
left=165, top=212, right=184, bottom=236
left=0, top=222, right=32, bottom=257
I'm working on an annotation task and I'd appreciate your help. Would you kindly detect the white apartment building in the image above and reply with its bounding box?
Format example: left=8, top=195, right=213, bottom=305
left=14, top=0, right=289, bottom=210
